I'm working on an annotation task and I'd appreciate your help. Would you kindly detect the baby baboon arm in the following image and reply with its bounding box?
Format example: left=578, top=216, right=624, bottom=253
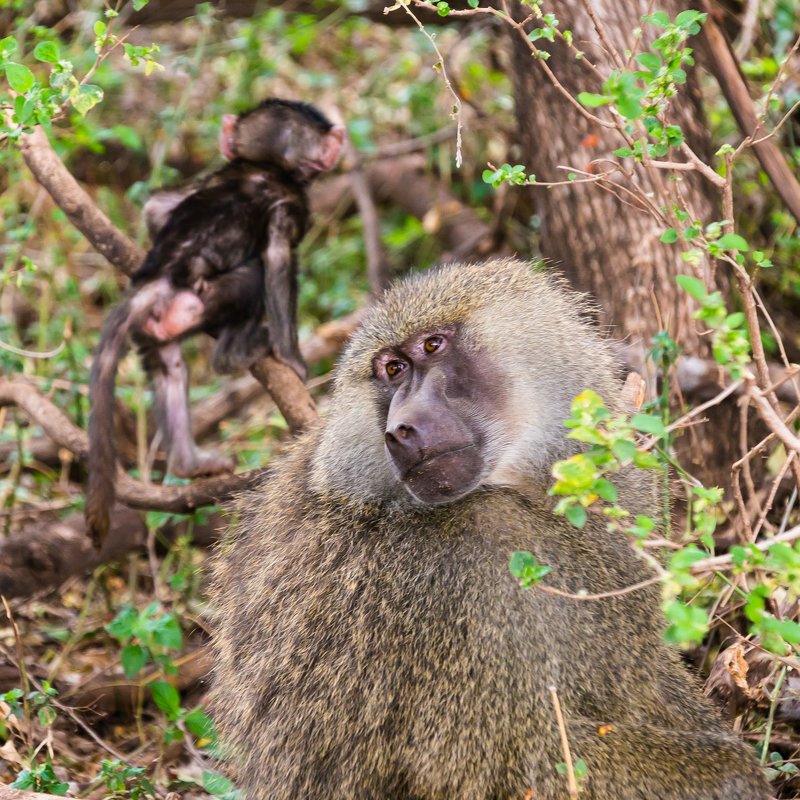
left=263, top=210, right=305, bottom=380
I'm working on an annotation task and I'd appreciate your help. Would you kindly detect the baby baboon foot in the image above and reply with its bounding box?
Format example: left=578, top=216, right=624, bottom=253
left=272, top=347, right=308, bottom=383
left=171, top=449, right=235, bottom=478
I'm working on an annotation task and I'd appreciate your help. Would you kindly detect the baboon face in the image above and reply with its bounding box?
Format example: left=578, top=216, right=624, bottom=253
left=373, top=324, right=501, bottom=505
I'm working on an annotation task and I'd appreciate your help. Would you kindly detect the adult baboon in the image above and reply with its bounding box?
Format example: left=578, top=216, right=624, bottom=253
left=211, top=259, right=769, bottom=800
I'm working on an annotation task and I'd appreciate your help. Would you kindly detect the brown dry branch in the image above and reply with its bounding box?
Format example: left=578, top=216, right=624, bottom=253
left=0, top=310, right=365, bottom=476
left=0, top=508, right=226, bottom=599
left=17, top=126, right=145, bottom=277
left=0, top=379, right=268, bottom=514
left=698, top=7, right=800, bottom=225
left=689, top=522, right=800, bottom=578
left=549, top=685, right=579, bottom=798
left=62, top=646, right=212, bottom=718
left=0, top=787, right=70, bottom=800
left=191, top=308, right=363, bottom=439
left=309, top=153, right=497, bottom=260
left=346, top=143, right=389, bottom=296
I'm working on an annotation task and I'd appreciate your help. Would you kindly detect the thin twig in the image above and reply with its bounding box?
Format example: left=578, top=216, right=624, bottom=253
left=690, top=523, right=800, bottom=576
left=394, top=2, right=464, bottom=166
left=549, top=686, right=578, bottom=798
left=0, top=338, right=66, bottom=359
left=537, top=574, right=661, bottom=601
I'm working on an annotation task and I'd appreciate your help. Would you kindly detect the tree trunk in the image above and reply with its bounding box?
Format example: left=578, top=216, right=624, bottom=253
left=507, top=0, right=738, bottom=489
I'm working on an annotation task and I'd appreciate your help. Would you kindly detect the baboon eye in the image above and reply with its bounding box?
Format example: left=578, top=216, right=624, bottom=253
left=424, top=336, right=443, bottom=353
left=386, top=361, right=405, bottom=378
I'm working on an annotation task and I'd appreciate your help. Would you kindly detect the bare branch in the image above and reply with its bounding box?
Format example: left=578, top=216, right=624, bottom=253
left=16, top=125, right=145, bottom=276
left=699, top=7, right=800, bottom=224
left=0, top=379, right=268, bottom=514
left=249, top=357, right=317, bottom=434
left=690, top=523, right=800, bottom=577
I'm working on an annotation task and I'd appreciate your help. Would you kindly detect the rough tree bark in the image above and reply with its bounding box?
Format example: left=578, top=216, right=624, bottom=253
left=507, top=0, right=738, bottom=489
left=509, top=0, right=716, bottom=351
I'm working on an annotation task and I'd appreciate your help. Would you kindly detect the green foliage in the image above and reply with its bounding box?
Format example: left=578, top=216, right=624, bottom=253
left=106, top=602, right=182, bottom=679
left=556, top=757, right=588, bottom=787
left=28, top=680, right=58, bottom=726
left=549, top=390, right=663, bottom=528
left=1, top=687, right=24, bottom=719
left=11, top=761, right=69, bottom=795
left=482, top=163, right=529, bottom=187
left=663, top=597, right=709, bottom=648
left=509, top=550, right=552, bottom=588
left=202, top=771, right=237, bottom=798
left=91, top=760, right=156, bottom=800
left=675, top=274, right=751, bottom=379
left=764, top=751, right=800, bottom=783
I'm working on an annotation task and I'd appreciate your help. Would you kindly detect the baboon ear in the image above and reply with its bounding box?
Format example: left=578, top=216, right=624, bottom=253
left=219, top=114, right=238, bottom=161
left=319, top=126, right=345, bottom=172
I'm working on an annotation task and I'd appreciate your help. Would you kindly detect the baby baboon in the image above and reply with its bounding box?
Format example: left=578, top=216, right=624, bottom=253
left=86, top=99, right=344, bottom=547
left=211, top=259, right=769, bottom=800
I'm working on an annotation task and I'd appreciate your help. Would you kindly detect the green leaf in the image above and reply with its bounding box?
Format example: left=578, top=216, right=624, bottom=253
left=149, top=681, right=181, bottom=717
left=467, top=0, right=480, bottom=6
left=151, top=614, right=182, bottom=650
left=106, top=604, right=137, bottom=641
left=630, top=414, right=665, bottom=436
left=675, top=9, right=705, bottom=29
left=632, top=448, right=661, bottom=469
left=614, top=146, right=633, bottom=158
left=761, top=616, right=800, bottom=644
left=576, top=91, right=610, bottom=108
left=37, top=706, right=57, bottom=726
left=10, top=770, right=35, bottom=790
left=670, top=546, right=707, bottom=571
left=682, top=225, right=701, bottom=241
left=725, top=312, right=745, bottom=328
left=509, top=550, right=535, bottom=577
left=203, top=772, right=234, bottom=795
left=634, top=52, right=661, bottom=71
left=717, top=233, right=749, bottom=252
left=565, top=504, right=587, bottom=528
left=660, top=228, right=678, bottom=243
left=185, top=709, right=215, bottom=739
left=646, top=11, right=670, bottom=27
left=132, top=0, right=150, bottom=9
left=611, top=438, right=636, bottom=462
left=13, top=94, right=34, bottom=124
left=0, top=36, right=18, bottom=59
left=552, top=453, right=598, bottom=493
left=121, top=644, right=148, bottom=679
left=33, top=41, right=59, bottom=63
left=675, top=274, right=707, bottom=301
left=615, top=94, right=643, bottom=120
left=594, top=478, right=618, bottom=503
left=5, top=62, right=34, bottom=93
left=71, top=83, right=104, bottom=116
left=663, top=599, right=709, bottom=647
